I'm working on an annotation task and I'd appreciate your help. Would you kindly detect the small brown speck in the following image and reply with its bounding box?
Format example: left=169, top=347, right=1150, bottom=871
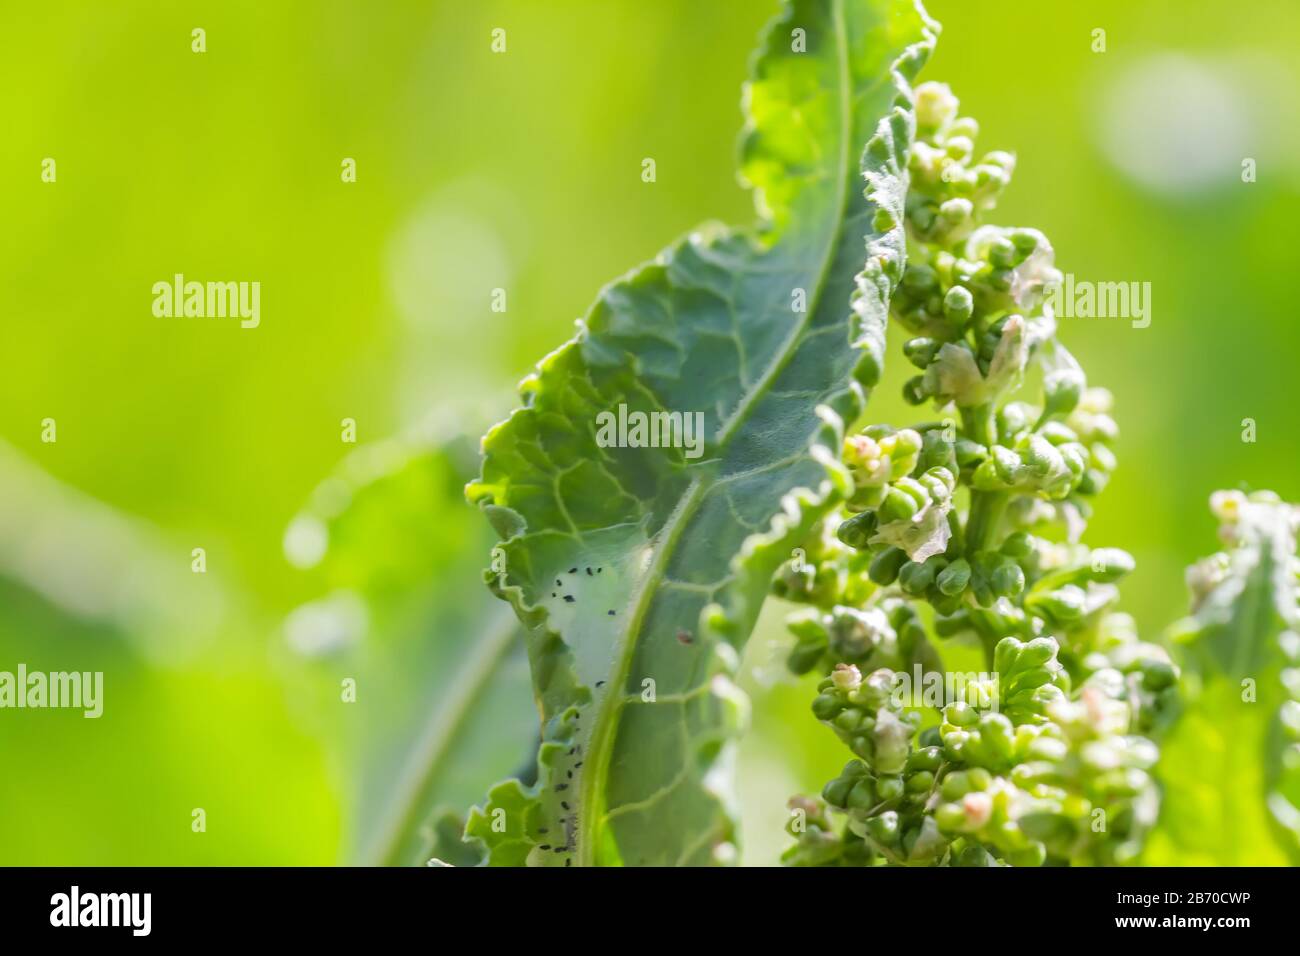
left=677, top=628, right=694, bottom=645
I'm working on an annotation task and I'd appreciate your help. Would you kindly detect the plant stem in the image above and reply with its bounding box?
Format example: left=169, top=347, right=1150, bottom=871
left=960, top=403, right=1005, bottom=556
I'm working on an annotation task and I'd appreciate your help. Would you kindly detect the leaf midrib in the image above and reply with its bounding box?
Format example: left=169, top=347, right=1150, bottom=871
left=575, top=0, right=859, bottom=866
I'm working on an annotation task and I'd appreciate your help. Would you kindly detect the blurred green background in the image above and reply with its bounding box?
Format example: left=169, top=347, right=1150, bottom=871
left=1, top=0, right=1297, bottom=864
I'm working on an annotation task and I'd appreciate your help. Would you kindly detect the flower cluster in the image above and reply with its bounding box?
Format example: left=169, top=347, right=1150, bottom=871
left=775, top=82, right=1175, bottom=866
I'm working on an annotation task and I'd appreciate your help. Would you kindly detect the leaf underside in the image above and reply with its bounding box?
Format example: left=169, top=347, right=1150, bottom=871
left=467, top=0, right=938, bottom=866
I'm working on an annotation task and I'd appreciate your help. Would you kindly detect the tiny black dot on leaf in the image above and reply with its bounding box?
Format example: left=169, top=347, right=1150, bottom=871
left=564, top=595, right=575, bottom=603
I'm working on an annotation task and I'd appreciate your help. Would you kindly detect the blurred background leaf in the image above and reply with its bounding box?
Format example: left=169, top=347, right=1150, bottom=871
left=279, top=424, right=535, bottom=866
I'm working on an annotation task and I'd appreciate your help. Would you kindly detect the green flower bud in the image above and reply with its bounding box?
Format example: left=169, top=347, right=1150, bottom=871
left=944, top=700, right=979, bottom=727
left=991, top=557, right=1025, bottom=597
left=919, top=466, right=956, bottom=501
left=787, top=640, right=826, bottom=675
left=836, top=509, right=878, bottom=550
left=943, top=284, right=974, bottom=323
left=899, top=558, right=939, bottom=595
left=991, top=445, right=1021, bottom=483
left=936, top=558, right=971, bottom=596
left=868, top=546, right=909, bottom=585
left=949, top=117, right=979, bottom=140
left=936, top=802, right=966, bottom=832
left=812, top=693, right=843, bottom=721
left=906, top=746, right=944, bottom=773
left=875, top=776, right=905, bottom=803
left=953, top=844, right=995, bottom=867
left=945, top=135, right=974, bottom=162
left=1016, top=637, right=1060, bottom=671
left=955, top=438, right=988, bottom=469
left=1141, top=659, right=1177, bottom=691
left=1027, top=584, right=1087, bottom=625
left=822, top=776, right=854, bottom=808
left=834, top=709, right=865, bottom=733
left=1042, top=367, right=1085, bottom=420
left=989, top=236, right=1017, bottom=269
left=915, top=82, right=959, bottom=134
left=847, top=778, right=877, bottom=810
left=867, top=810, right=900, bottom=844
left=894, top=476, right=930, bottom=507
left=904, top=336, right=941, bottom=369
left=902, top=376, right=930, bottom=405
left=883, top=428, right=923, bottom=477
left=902, top=262, right=939, bottom=294
left=1007, top=843, right=1047, bottom=868
left=1000, top=531, right=1035, bottom=560
left=906, top=770, right=935, bottom=793
left=1038, top=421, right=1079, bottom=446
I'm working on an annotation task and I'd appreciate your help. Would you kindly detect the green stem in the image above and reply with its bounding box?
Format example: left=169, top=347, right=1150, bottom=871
left=960, top=402, right=1005, bottom=556
left=960, top=403, right=997, bottom=448
left=965, top=491, right=1008, bottom=554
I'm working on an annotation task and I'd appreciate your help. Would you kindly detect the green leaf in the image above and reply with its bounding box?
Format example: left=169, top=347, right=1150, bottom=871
left=466, top=0, right=937, bottom=866
left=1145, top=497, right=1300, bottom=865
left=282, top=431, right=537, bottom=866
